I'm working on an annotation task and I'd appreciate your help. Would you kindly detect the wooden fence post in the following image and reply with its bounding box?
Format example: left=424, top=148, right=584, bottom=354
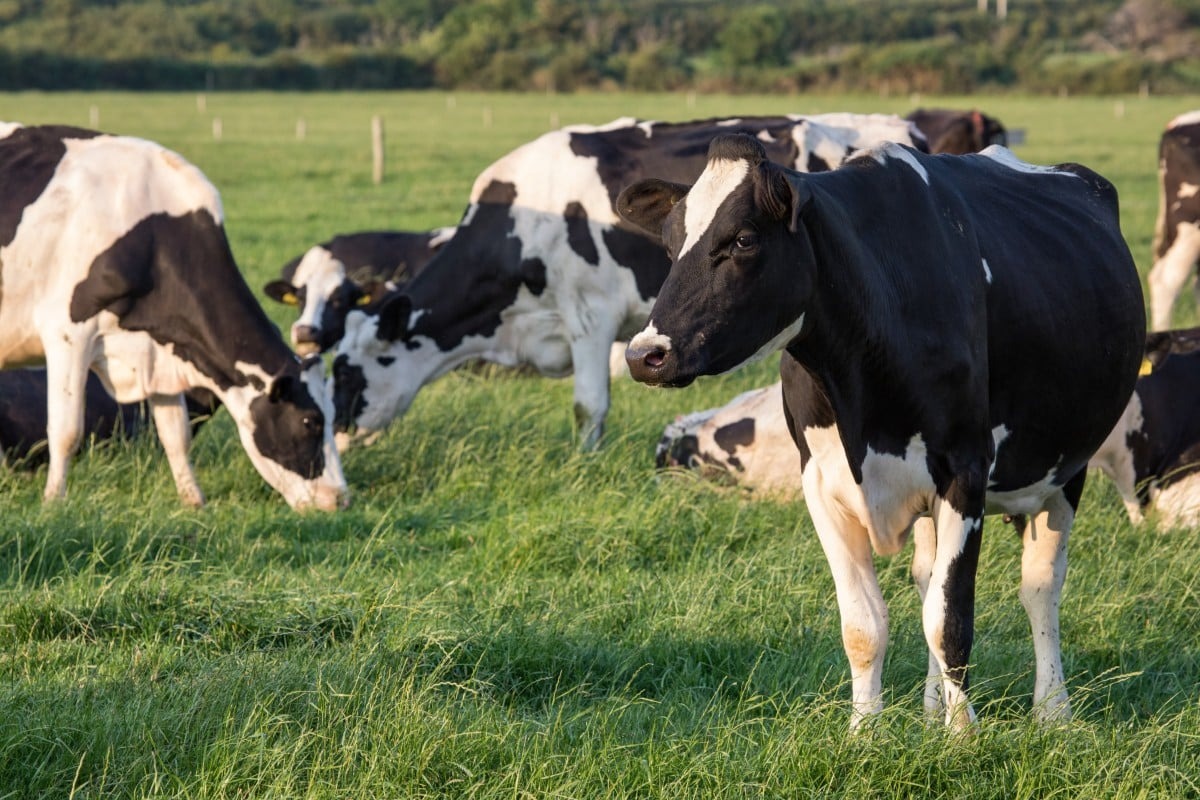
left=372, top=115, right=385, bottom=185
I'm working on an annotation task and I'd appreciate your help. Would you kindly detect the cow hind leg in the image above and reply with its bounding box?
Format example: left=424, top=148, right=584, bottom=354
left=42, top=351, right=92, bottom=502
left=803, top=465, right=889, bottom=729
left=910, top=516, right=943, bottom=719
left=1018, top=474, right=1081, bottom=723
left=1148, top=221, right=1200, bottom=330
left=151, top=394, right=205, bottom=508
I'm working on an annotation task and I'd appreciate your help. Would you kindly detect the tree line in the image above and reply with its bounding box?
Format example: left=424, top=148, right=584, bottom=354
left=0, top=0, right=1196, bottom=94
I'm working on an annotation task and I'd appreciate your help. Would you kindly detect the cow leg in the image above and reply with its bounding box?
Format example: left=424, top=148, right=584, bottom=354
left=803, top=466, right=888, bottom=729
left=925, top=472, right=986, bottom=731
left=1018, top=475, right=1080, bottom=723
left=570, top=334, right=614, bottom=449
left=910, top=516, right=943, bottom=718
left=151, top=393, right=205, bottom=508
left=1148, top=221, right=1200, bottom=330
left=42, top=349, right=91, bottom=502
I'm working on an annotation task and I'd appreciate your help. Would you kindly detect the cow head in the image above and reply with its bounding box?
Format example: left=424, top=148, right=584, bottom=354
left=619, top=134, right=814, bottom=386
left=264, top=246, right=372, bottom=356
left=222, top=356, right=348, bottom=510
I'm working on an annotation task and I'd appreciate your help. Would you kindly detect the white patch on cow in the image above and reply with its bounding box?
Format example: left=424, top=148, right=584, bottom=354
left=459, top=203, right=479, bottom=228
left=1178, top=182, right=1200, bottom=199
left=721, top=314, right=806, bottom=374
left=0, top=121, right=22, bottom=140
left=629, top=322, right=672, bottom=354
left=979, top=145, right=1078, bottom=179
left=1149, top=221, right=1200, bottom=330
left=1168, top=110, right=1200, bottom=129
left=1088, top=391, right=1146, bottom=524
left=859, top=435, right=937, bottom=556
left=1150, top=472, right=1200, bottom=528
left=790, top=114, right=919, bottom=173
left=717, top=118, right=743, bottom=126
left=756, top=130, right=776, bottom=143
left=680, top=157, right=750, bottom=259
left=864, top=142, right=929, bottom=184
left=985, top=463, right=1064, bottom=517
left=982, top=258, right=993, bottom=284
left=428, top=226, right=457, bottom=249
left=637, top=121, right=657, bottom=138
left=289, top=246, right=347, bottom=351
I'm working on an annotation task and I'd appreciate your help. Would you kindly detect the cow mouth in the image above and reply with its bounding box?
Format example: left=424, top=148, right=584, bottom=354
left=294, top=341, right=321, bottom=357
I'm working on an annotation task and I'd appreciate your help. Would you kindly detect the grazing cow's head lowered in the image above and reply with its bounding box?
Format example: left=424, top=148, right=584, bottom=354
left=620, top=134, right=814, bottom=384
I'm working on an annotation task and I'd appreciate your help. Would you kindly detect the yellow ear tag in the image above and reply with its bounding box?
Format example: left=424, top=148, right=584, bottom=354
left=1139, top=358, right=1153, bottom=376
left=282, top=292, right=300, bottom=306
left=356, top=295, right=372, bottom=306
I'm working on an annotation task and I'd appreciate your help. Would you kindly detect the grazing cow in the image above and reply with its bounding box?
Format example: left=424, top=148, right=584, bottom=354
left=332, top=113, right=926, bottom=451
left=617, top=134, right=1144, bottom=728
left=1090, top=327, right=1200, bottom=527
left=905, top=108, right=1008, bottom=155
left=656, top=382, right=801, bottom=498
left=1148, top=111, right=1200, bottom=330
left=264, top=227, right=456, bottom=355
left=0, top=122, right=347, bottom=510
left=0, top=370, right=217, bottom=467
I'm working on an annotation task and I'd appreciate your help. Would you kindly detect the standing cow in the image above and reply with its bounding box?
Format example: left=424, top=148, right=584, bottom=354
left=332, top=113, right=926, bottom=451
left=905, top=108, right=1008, bottom=155
left=1148, top=110, right=1200, bottom=330
left=264, top=227, right=456, bottom=355
left=618, top=135, right=1144, bottom=728
left=0, top=123, right=347, bottom=510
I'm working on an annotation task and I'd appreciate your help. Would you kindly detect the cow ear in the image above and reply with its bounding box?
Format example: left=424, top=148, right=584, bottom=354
left=376, top=293, right=413, bottom=342
left=264, top=280, right=300, bottom=305
left=617, top=179, right=690, bottom=240
left=782, top=173, right=814, bottom=233
left=268, top=374, right=295, bottom=403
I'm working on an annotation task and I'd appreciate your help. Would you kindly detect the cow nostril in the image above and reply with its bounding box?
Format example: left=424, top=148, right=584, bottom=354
left=645, top=348, right=666, bottom=368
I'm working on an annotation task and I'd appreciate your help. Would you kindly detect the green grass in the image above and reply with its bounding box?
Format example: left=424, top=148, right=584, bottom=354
left=0, top=91, right=1199, bottom=798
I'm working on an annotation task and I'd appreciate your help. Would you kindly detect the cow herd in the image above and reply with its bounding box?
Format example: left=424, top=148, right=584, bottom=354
left=1, top=105, right=1195, bottom=730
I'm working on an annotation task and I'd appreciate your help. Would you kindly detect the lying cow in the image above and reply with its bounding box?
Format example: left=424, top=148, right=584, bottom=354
left=905, top=108, right=1008, bottom=155
left=332, top=113, right=928, bottom=451
left=0, top=122, right=347, bottom=510
left=0, top=369, right=217, bottom=467
left=618, top=135, right=1144, bottom=728
left=264, top=227, right=456, bottom=355
left=1148, top=110, right=1200, bottom=330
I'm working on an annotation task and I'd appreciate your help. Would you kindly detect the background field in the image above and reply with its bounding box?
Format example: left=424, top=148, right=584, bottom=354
left=0, top=91, right=1198, bottom=798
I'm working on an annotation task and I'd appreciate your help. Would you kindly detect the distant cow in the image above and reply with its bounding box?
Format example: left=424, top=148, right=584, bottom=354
left=905, top=108, right=1008, bottom=154
left=0, top=123, right=347, bottom=510
left=0, top=370, right=217, bottom=467
left=332, top=113, right=928, bottom=451
left=1148, top=111, right=1200, bottom=330
left=264, top=227, right=456, bottom=355
left=1091, top=327, right=1200, bottom=527
left=618, top=135, right=1144, bottom=728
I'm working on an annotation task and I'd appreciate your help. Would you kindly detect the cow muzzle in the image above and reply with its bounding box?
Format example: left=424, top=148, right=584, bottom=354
left=293, top=325, right=322, bottom=356
left=625, top=344, right=693, bottom=387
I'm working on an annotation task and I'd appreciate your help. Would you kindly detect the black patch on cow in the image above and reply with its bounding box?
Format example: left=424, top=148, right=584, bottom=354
left=0, top=125, right=101, bottom=249
left=807, top=152, right=831, bottom=173
left=564, top=202, right=599, bottom=265
left=70, top=210, right=296, bottom=390
left=377, top=356, right=396, bottom=367
left=714, top=417, right=755, bottom=457
left=520, top=257, right=547, bottom=296
left=602, top=226, right=671, bottom=302
left=1125, top=344, right=1200, bottom=503
left=780, top=353, right=836, bottom=470
left=315, top=279, right=365, bottom=350
left=940, top=519, right=982, bottom=691
left=333, top=354, right=367, bottom=433
left=249, top=376, right=325, bottom=479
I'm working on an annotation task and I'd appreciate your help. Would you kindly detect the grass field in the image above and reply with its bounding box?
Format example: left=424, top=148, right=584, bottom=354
left=1, top=91, right=1199, bottom=799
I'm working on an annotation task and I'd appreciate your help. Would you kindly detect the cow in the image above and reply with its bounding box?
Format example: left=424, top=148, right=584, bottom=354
left=0, top=369, right=217, bottom=467
left=617, top=134, right=1145, bottom=729
left=264, top=227, right=456, bottom=355
left=1090, top=327, right=1200, bottom=528
left=1148, top=110, right=1200, bottom=330
left=0, top=122, right=347, bottom=510
left=331, top=113, right=928, bottom=451
left=905, top=108, right=1008, bottom=155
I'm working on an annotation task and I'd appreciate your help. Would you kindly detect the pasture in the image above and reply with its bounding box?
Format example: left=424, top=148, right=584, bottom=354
left=0, top=91, right=1198, bottom=798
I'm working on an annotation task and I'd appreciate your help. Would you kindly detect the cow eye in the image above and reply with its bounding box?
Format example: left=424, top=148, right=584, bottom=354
left=733, top=231, right=759, bottom=251
left=302, top=414, right=322, bottom=433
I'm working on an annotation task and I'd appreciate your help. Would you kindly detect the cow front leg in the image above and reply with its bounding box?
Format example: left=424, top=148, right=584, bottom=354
left=926, top=472, right=986, bottom=731
left=1019, top=476, right=1080, bottom=723
left=910, top=516, right=943, bottom=719
left=1148, top=221, right=1200, bottom=330
left=803, top=465, right=888, bottom=729
left=570, top=333, right=614, bottom=450
left=151, top=393, right=205, bottom=508
left=42, top=351, right=91, bottom=502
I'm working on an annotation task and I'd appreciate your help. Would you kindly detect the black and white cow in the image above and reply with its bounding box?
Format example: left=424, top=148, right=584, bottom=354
left=332, top=113, right=926, bottom=450
left=0, top=369, right=217, bottom=467
left=0, top=122, right=347, bottom=510
left=1148, top=111, right=1200, bottom=330
left=1091, top=327, right=1200, bottom=527
left=905, top=108, right=1008, bottom=155
left=617, top=134, right=1144, bottom=728
left=264, top=227, right=456, bottom=355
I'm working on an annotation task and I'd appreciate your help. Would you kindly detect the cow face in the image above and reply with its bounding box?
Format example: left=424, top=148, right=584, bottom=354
left=264, top=246, right=371, bottom=356
left=225, top=357, right=348, bottom=510
left=619, top=134, right=814, bottom=386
